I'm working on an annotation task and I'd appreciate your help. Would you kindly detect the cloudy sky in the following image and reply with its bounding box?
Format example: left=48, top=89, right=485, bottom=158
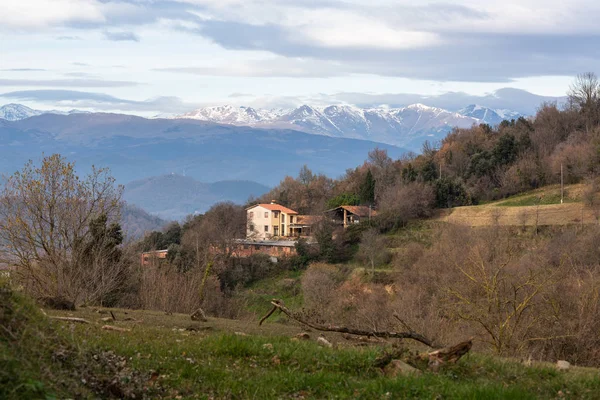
left=0, top=0, right=598, bottom=115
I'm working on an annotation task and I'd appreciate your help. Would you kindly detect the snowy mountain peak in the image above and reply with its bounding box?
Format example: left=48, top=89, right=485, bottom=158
left=176, top=102, right=521, bottom=149
left=0, top=103, right=43, bottom=121
left=0, top=103, right=88, bottom=121
left=459, top=104, right=484, bottom=113
left=458, top=104, right=521, bottom=125
left=405, top=103, right=438, bottom=112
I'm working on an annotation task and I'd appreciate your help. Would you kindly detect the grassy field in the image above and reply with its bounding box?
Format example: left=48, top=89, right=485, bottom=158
left=432, top=184, right=600, bottom=227
left=4, top=289, right=600, bottom=400
left=494, top=184, right=584, bottom=207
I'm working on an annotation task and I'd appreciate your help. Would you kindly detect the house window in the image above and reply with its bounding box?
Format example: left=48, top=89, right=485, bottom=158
left=249, top=224, right=254, bottom=231
left=282, top=224, right=285, bottom=235
left=264, top=212, right=269, bottom=218
left=290, top=216, right=294, bottom=223
left=281, top=214, right=285, bottom=223
left=248, top=211, right=254, bottom=218
left=254, top=245, right=261, bottom=250
left=264, top=225, right=269, bottom=232
left=274, top=211, right=280, bottom=218
left=274, top=226, right=279, bottom=236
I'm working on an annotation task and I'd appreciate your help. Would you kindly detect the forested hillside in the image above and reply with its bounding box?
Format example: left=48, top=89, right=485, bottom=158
left=255, top=73, right=600, bottom=222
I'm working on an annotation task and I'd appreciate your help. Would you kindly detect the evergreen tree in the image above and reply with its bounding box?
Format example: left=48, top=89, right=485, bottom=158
left=402, top=163, right=417, bottom=183
left=360, top=169, right=375, bottom=205
left=420, top=159, right=438, bottom=182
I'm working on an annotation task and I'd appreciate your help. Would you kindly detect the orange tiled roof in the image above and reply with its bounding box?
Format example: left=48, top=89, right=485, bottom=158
left=295, top=215, right=322, bottom=225
left=249, top=203, right=298, bottom=214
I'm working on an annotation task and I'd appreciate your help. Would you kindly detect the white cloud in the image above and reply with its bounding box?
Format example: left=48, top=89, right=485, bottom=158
left=301, top=26, right=441, bottom=50
left=0, top=0, right=105, bottom=29
left=0, top=0, right=595, bottom=109
left=157, top=58, right=351, bottom=77
left=179, top=0, right=600, bottom=36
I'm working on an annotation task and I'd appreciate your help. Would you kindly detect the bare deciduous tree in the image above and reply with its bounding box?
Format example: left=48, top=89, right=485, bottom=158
left=357, top=228, right=389, bottom=272
left=377, top=182, right=435, bottom=230
left=568, top=72, right=600, bottom=131
left=0, top=154, right=123, bottom=305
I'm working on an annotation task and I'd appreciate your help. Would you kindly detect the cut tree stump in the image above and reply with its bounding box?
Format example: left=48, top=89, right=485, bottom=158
left=425, top=337, right=473, bottom=370
left=191, top=308, right=207, bottom=322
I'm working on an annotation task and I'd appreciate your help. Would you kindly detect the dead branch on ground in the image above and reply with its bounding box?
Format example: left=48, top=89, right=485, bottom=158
left=259, top=299, right=436, bottom=347
left=50, top=316, right=90, bottom=324
left=259, top=304, right=278, bottom=326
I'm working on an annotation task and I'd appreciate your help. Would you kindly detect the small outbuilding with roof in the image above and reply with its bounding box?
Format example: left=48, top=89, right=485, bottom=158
left=325, top=205, right=376, bottom=227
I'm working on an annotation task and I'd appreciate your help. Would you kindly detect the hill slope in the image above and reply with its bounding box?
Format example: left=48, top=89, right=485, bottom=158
left=0, top=113, right=407, bottom=187
left=123, top=175, right=270, bottom=220
left=121, top=203, right=167, bottom=239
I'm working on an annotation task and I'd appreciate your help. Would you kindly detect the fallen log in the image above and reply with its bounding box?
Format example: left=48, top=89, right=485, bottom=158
left=373, top=338, right=473, bottom=372
left=50, top=316, right=90, bottom=324
left=259, top=299, right=436, bottom=347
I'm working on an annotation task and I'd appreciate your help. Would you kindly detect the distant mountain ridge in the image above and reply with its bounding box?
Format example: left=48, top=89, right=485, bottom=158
left=458, top=104, right=521, bottom=126
left=0, top=103, right=88, bottom=121
left=123, top=174, right=270, bottom=220
left=0, top=112, right=407, bottom=187
left=1, top=98, right=525, bottom=149
left=176, top=103, right=523, bottom=148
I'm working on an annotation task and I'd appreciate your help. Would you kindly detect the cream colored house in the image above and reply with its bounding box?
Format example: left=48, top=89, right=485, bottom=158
left=246, top=201, right=298, bottom=239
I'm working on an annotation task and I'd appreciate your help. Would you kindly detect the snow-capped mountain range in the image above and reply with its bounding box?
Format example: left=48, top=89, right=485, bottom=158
left=0, top=102, right=522, bottom=149
left=0, top=103, right=88, bottom=121
left=176, top=103, right=522, bottom=148
left=458, top=104, right=521, bottom=125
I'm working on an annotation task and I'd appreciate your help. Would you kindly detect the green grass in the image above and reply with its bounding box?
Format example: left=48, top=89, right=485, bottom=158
left=73, top=326, right=600, bottom=399
left=494, top=185, right=581, bottom=207
left=4, top=286, right=600, bottom=399
left=239, top=270, right=304, bottom=319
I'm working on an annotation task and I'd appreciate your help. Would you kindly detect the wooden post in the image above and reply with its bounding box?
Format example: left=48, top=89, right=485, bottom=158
left=343, top=208, right=347, bottom=228
left=561, top=163, right=564, bottom=204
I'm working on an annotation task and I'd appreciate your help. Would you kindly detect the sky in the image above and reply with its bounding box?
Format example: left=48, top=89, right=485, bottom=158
left=0, top=0, right=598, bottom=115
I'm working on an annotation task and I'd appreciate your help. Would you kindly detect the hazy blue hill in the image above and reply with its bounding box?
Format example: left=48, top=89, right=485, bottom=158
left=121, top=203, right=167, bottom=240
left=123, top=174, right=270, bottom=220
left=208, top=180, right=271, bottom=203
left=0, top=113, right=408, bottom=187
